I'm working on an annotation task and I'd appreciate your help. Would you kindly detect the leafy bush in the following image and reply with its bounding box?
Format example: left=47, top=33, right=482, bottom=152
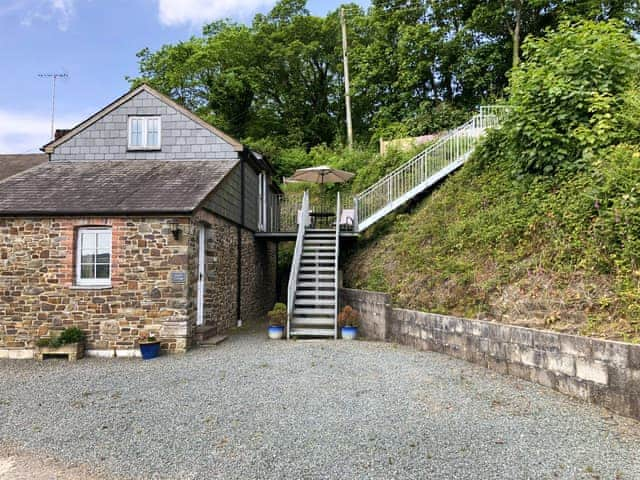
left=501, top=20, right=640, bottom=175
left=338, top=305, right=360, bottom=328
left=37, top=327, right=86, bottom=348
left=267, top=302, right=287, bottom=327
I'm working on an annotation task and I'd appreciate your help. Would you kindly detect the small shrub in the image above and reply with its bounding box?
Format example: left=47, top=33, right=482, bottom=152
left=267, top=302, right=287, bottom=327
left=58, top=327, right=86, bottom=345
left=138, top=331, right=159, bottom=343
left=338, top=305, right=360, bottom=328
left=37, top=327, right=86, bottom=349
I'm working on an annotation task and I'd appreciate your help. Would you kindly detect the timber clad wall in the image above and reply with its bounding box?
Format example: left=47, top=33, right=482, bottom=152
left=340, top=287, right=640, bottom=421
left=243, top=166, right=259, bottom=231
left=50, top=90, right=239, bottom=162
left=203, top=163, right=261, bottom=232
left=205, top=167, right=242, bottom=225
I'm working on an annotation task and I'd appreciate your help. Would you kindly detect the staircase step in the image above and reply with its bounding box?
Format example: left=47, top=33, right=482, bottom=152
left=295, top=298, right=335, bottom=306
left=298, top=274, right=334, bottom=280
left=290, top=328, right=336, bottom=337
left=291, top=317, right=335, bottom=326
left=304, top=239, right=336, bottom=245
left=301, top=261, right=335, bottom=267
left=302, top=252, right=335, bottom=257
left=297, top=281, right=334, bottom=287
left=296, top=283, right=336, bottom=297
left=294, top=308, right=334, bottom=315
left=302, top=246, right=335, bottom=251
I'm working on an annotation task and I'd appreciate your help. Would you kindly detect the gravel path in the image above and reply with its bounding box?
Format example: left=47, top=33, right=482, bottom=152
left=0, top=328, right=639, bottom=480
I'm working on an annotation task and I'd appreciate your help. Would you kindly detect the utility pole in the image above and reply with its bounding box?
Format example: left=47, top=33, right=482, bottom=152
left=38, top=72, right=68, bottom=140
left=340, top=7, right=353, bottom=149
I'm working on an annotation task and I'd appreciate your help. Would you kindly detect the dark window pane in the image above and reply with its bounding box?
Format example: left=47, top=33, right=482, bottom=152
left=95, top=264, right=110, bottom=279
left=81, top=264, right=95, bottom=279
left=96, top=252, right=110, bottom=264
left=81, top=253, right=95, bottom=264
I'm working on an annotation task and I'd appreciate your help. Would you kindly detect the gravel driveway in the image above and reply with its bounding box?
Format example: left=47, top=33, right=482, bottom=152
left=1, top=328, right=639, bottom=480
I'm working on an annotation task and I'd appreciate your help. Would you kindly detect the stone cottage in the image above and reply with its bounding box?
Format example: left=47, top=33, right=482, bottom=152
left=0, top=84, right=279, bottom=358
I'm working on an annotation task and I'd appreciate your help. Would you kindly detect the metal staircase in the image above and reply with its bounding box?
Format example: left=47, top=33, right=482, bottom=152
left=284, top=107, right=507, bottom=338
left=287, top=193, right=341, bottom=338
left=354, top=106, right=508, bottom=231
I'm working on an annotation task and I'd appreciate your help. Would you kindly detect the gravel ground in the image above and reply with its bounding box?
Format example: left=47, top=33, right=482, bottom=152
left=0, top=327, right=639, bottom=480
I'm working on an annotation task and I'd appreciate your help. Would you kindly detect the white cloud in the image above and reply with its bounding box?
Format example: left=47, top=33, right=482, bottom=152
left=157, top=0, right=276, bottom=26
left=2, top=0, right=76, bottom=31
left=0, top=109, right=82, bottom=154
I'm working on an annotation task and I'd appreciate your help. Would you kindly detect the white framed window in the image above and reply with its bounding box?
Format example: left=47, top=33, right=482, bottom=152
left=76, top=228, right=112, bottom=286
left=128, top=116, right=161, bottom=149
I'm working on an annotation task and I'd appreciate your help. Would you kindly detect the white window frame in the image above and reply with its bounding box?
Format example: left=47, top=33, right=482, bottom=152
left=76, top=227, right=112, bottom=287
left=128, top=116, right=161, bottom=150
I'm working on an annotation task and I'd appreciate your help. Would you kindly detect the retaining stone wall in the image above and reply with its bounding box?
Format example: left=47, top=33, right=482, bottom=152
left=339, top=287, right=640, bottom=420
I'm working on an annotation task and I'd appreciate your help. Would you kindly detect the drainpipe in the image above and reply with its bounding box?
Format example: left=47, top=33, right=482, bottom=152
left=236, top=149, right=247, bottom=327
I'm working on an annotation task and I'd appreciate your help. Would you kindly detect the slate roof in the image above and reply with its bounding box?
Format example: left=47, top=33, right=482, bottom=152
left=0, top=160, right=238, bottom=216
left=0, top=154, right=48, bottom=181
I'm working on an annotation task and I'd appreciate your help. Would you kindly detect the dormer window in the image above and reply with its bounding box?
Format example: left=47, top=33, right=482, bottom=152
left=128, top=116, right=161, bottom=150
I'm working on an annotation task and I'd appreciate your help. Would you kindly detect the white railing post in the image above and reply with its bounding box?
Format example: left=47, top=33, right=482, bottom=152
left=286, top=190, right=309, bottom=339
left=354, top=105, right=508, bottom=231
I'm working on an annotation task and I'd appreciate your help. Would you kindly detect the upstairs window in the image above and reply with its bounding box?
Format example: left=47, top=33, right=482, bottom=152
left=76, top=228, right=112, bottom=286
left=128, top=116, right=161, bottom=149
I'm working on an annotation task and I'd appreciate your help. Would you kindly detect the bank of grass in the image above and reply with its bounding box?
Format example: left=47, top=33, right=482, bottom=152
left=343, top=144, right=640, bottom=342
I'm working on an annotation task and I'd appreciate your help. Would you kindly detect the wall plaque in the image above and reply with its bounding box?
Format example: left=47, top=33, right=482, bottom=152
left=171, top=271, right=186, bottom=284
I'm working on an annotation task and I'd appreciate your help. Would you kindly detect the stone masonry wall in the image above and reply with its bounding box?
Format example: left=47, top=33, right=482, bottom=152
left=51, top=90, right=239, bottom=162
left=192, top=209, right=277, bottom=333
left=0, top=216, right=192, bottom=358
left=339, top=288, right=390, bottom=341
left=340, top=287, right=640, bottom=421
left=240, top=228, right=277, bottom=324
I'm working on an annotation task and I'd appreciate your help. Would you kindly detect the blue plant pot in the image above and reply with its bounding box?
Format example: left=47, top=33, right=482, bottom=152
left=268, top=325, right=285, bottom=339
left=341, top=326, right=358, bottom=340
left=139, top=341, right=161, bottom=360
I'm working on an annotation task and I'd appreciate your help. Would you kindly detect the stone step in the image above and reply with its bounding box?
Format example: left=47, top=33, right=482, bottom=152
left=194, top=325, right=218, bottom=343
left=198, top=335, right=228, bottom=347
left=290, top=327, right=335, bottom=337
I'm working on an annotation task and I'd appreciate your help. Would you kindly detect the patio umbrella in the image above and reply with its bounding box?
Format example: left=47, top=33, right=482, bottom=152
left=286, top=165, right=355, bottom=185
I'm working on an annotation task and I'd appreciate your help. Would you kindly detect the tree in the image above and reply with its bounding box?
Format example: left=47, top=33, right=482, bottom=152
left=502, top=20, right=640, bottom=174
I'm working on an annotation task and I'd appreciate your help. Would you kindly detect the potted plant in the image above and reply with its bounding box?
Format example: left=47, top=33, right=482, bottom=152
left=339, top=305, right=360, bottom=340
left=267, top=303, right=287, bottom=339
left=138, top=331, right=161, bottom=360
left=35, top=327, right=86, bottom=361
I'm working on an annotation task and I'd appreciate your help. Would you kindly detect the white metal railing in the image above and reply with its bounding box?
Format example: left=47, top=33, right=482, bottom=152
left=334, top=191, right=341, bottom=339
left=354, top=107, right=507, bottom=231
left=265, top=191, right=303, bottom=233
left=286, top=190, right=309, bottom=339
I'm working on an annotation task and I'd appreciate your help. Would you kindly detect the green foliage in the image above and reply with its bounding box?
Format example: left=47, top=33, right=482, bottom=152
left=37, top=327, right=86, bottom=348
left=500, top=20, right=640, bottom=175
left=345, top=21, right=640, bottom=340
left=267, top=302, right=288, bottom=326
left=338, top=305, right=360, bottom=328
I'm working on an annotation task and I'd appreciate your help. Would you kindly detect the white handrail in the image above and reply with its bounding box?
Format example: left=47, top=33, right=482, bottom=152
left=334, top=191, right=341, bottom=339
left=286, top=190, right=309, bottom=339
left=354, top=107, right=506, bottom=231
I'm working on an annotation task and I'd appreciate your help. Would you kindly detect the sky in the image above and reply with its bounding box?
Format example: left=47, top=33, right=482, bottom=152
left=0, top=0, right=369, bottom=154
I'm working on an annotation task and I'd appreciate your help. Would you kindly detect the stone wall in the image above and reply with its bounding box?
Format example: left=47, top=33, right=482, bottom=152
left=51, top=90, right=239, bottom=162
left=192, top=209, right=277, bottom=333
left=340, top=287, right=640, bottom=420
left=339, top=288, right=390, bottom=341
left=0, top=216, right=192, bottom=358
left=240, top=229, right=277, bottom=324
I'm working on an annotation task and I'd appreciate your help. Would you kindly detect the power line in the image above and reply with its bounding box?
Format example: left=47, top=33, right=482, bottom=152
left=38, top=72, right=68, bottom=140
